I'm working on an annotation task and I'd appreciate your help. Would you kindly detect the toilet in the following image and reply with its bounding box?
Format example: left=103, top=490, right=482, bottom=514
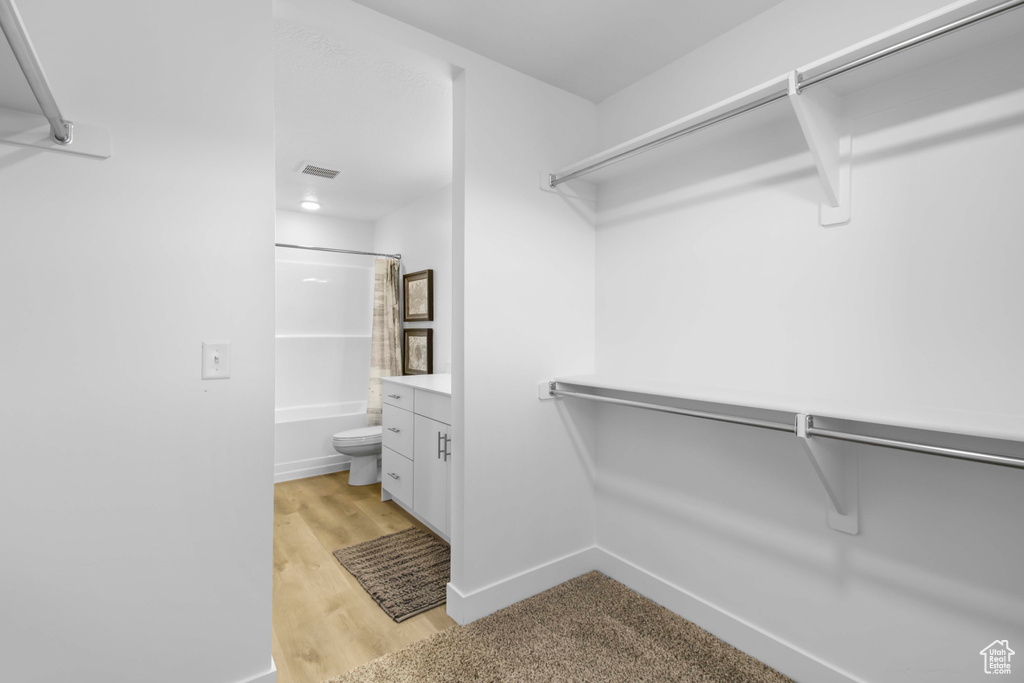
left=332, top=425, right=383, bottom=486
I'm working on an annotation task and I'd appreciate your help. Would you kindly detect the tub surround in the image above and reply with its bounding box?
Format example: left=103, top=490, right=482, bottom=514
left=381, top=374, right=453, bottom=541
left=274, top=240, right=375, bottom=482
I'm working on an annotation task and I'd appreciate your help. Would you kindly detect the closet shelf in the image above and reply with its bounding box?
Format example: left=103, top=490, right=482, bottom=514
left=542, top=0, right=1024, bottom=226
left=549, top=374, right=1024, bottom=443
left=542, top=374, right=1024, bottom=536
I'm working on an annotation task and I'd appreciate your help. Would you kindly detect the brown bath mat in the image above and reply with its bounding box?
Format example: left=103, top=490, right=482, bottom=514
left=325, top=571, right=794, bottom=683
left=334, top=527, right=450, bottom=622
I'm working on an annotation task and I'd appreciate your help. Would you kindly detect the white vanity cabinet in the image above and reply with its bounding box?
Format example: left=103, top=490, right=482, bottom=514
left=380, top=374, right=452, bottom=541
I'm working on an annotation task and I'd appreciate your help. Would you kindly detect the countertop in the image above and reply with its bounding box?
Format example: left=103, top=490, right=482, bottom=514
left=381, top=373, right=452, bottom=397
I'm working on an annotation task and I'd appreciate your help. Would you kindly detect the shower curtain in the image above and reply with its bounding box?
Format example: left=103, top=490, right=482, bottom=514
left=367, top=258, right=402, bottom=426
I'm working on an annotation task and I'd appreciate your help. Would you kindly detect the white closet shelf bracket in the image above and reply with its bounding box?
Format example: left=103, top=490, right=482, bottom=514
left=0, top=0, right=112, bottom=159
left=0, top=108, right=112, bottom=159
left=787, top=73, right=851, bottom=227
left=796, top=413, right=859, bottom=534
left=545, top=377, right=1024, bottom=535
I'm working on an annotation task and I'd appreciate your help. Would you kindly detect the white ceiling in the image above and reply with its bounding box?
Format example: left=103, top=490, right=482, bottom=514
left=274, top=21, right=453, bottom=221
left=350, top=0, right=787, bottom=103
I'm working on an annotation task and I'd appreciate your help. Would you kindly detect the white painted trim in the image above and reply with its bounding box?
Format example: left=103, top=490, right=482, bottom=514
left=274, top=454, right=351, bottom=483
left=594, top=549, right=865, bottom=683
left=445, top=546, right=602, bottom=625
left=445, top=546, right=862, bottom=682
left=445, top=581, right=469, bottom=625
left=233, top=658, right=276, bottom=683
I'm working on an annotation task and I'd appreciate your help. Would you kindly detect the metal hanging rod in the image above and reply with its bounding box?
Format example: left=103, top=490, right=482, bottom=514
left=275, top=242, right=401, bottom=260
left=548, top=383, right=1024, bottom=471
left=0, top=0, right=72, bottom=144
left=805, top=423, right=1024, bottom=469
left=549, top=388, right=795, bottom=433
left=799, top=0, right=1024, bottom=90
left=550, top=91, right=789, bottom=187
left=548, top=0, right=1024, bottom=188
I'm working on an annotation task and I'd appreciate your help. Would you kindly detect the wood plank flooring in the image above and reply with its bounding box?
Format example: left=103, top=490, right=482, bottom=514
left=272, top=471, right=455, bottom=683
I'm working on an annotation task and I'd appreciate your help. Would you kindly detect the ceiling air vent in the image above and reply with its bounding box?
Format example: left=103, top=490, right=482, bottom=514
left=299, top=162, right=340, bottom=179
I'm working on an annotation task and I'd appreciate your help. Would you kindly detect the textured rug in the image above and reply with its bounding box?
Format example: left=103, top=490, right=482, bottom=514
left=333, top=527, right=450, bottom=622
left=325, top=571, right=793, bottom=682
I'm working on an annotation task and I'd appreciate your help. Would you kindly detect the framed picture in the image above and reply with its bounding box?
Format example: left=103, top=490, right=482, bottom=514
left=403, top=269, right=433, bottom=322
left=403, top=329, right=433, bottom=376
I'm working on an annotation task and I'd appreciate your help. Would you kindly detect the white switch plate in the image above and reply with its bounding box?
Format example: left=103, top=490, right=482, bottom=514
left=202, top=341, right=231, bottom=379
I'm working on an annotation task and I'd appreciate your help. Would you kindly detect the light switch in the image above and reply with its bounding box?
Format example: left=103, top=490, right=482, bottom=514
left=202, top=341, right=231, bottom=379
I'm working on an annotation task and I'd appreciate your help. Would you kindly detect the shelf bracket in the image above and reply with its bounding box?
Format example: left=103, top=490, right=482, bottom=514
left=796, top=413, right=859, bottom=535
left=787, top=72, right=850, bottom=227
left=0, top=106, right=112, bottom=159
left=538, top=380, right=558, bottom=401
left=538, top=171, right=596, bottom=202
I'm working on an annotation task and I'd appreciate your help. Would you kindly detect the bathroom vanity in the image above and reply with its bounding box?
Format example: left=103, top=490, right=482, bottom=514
left=380, top=374, right=452, bottom=542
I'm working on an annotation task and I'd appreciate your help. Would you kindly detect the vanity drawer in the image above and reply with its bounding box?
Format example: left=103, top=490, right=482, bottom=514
left=382, top=405, right=415, bottom=457
left=382, top=447, right=413, bottom=507
left=382, top=382, right=415, bottom=411
left=415, top=389, right=451, bottom=425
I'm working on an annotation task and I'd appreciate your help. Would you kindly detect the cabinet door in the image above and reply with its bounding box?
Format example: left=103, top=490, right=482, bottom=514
left=414, top=415, right=449, bottom=534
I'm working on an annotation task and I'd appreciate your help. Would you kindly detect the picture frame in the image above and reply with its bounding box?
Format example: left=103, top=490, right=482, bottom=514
left=403, top=269, right=434, bottom=322
left=403, top=329, right=433, bottom=376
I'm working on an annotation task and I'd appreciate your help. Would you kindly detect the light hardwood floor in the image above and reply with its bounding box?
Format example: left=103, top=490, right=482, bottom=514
left=272, top=471, right=455, bottom=683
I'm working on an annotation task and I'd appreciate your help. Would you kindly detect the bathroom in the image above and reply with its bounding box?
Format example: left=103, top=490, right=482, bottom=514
left=270, top=16, right=457, bottom=679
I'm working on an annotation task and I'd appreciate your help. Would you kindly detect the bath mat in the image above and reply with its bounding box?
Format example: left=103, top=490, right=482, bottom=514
left=333, top=527, right=450, bottom=622
left=324, top=571, right=794, bottom=683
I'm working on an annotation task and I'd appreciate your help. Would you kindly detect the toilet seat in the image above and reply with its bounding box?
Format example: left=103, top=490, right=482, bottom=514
left=332, top=425, right=383, bottom=447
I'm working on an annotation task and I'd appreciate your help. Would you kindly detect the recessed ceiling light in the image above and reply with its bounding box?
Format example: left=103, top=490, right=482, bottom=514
left=300, top=200, right=320, bottom=211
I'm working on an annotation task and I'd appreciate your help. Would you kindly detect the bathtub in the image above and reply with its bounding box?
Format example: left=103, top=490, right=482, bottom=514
left=274, top=401, right=369, bottom=483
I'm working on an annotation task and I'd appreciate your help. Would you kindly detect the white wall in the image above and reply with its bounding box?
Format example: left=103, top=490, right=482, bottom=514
left=591, top=1, right=1024, bottom=681
left=276, top=0, right=600, bottom=622
left=0, top=1, right=276, bottom=682
left=374, top=184, right=453, bottom=373
left=276, top=208, right=375, bottom=250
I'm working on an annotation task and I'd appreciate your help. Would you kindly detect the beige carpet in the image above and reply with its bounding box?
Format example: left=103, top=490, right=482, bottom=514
left=325, top=571, right=793, bottom=682
left=333, top=528, right=450, bottom=622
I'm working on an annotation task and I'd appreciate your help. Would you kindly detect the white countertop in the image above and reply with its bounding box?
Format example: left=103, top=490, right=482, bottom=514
left=381, top=373, right=452, bottom=397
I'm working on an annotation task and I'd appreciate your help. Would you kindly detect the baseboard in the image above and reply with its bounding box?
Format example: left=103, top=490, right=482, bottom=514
left=594, top=549, right=864, bottom=683
left=444, top=546, right=860, bottom=682
left=234, top=658, right=276, bottom=683
left=445, top=546, right=602, bottom=625
left=274, top=454, right=351, bottom=483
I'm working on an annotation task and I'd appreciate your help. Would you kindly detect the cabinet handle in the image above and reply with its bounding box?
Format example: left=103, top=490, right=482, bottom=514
left=388, top=394, right=402, bottom=399
left=444, top=434, right=451, bottom=462
left=437, top=431, right=443, bottom=459
left=388, top=472, right=400, bottom=480
left=388, top=427, right=400, bottom=433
